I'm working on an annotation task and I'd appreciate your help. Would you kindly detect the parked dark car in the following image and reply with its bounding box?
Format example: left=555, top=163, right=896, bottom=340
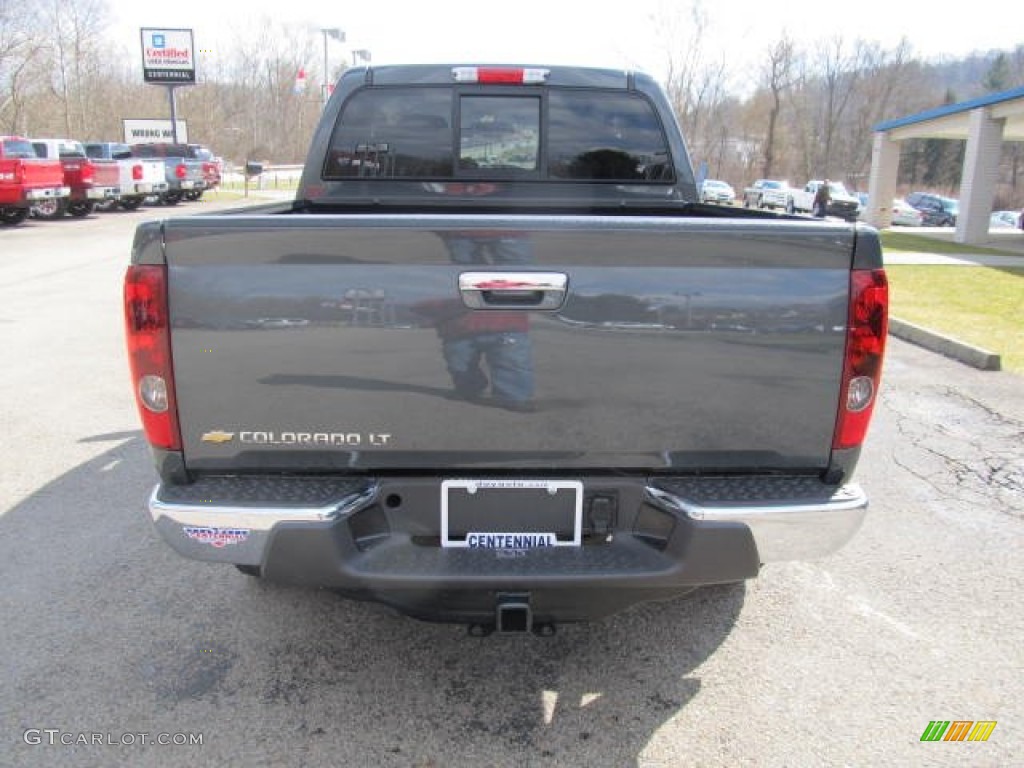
left=906, top=192, right=958, bottom=227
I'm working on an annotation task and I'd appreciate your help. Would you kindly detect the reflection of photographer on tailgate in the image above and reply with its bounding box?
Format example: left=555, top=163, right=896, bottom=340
left=415, top=229, right=536, bottom=412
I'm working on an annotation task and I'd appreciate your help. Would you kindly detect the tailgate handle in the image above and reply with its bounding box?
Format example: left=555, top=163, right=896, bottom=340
left=458, top=272, right=568, bottom=310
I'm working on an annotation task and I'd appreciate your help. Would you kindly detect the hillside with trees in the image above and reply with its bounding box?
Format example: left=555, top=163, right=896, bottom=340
left=2, top=0, right=1022, bottom=206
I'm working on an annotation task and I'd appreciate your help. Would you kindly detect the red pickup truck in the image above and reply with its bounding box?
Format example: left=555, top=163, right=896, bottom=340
left=30, top=138, right=119, bottom=218
left=0, top=136, right=69, bottom=226
left=188, top=144, right=222, bottom=199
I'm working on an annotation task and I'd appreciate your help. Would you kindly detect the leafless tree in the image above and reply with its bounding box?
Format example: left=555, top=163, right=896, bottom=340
left=42, top=0, right=109, bottom=137
left=760, top=34, right=796, bottom=179
left=213, top=18, right=321, bottom=162
left=785, top=36, right=879, bottom=184
left=658, top=1, right=730, bottom=173
left=0, top=0, right=50, bottom=132
left=840, top=38, right=917, bottom=188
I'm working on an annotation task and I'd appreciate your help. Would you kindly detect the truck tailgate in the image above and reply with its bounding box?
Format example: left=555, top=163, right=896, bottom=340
left=18, top=159, right=65, bottom=189
left=153, top=214, right=854, bottom=473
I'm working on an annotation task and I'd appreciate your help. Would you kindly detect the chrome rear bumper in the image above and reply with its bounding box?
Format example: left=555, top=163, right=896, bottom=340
left=646, top=481, right=866, bottom=563
left=149, top=474, right=866, bottom=570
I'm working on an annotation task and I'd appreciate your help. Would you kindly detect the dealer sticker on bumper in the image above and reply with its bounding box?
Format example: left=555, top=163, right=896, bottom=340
left=184, top=526, right=250, bottom=548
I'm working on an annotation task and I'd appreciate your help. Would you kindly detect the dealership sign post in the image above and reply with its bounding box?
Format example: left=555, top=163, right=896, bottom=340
left=140, top=28, right=196, bottom=143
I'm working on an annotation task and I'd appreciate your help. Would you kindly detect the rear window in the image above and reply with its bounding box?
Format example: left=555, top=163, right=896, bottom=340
left=2, top=139, right=37, bottom=159
left=326, top=87, right=453, bottom=178
left=459, top=95, right=540, bottom=173
left=547, top=90, right=671, bottom=181
left=85, top=144, right=131, bottom=160
left=324, top=86, right=672, bottom=183
left=132, top=144, right=193, bottom=158
left=58, top=141, right=85, bottom=159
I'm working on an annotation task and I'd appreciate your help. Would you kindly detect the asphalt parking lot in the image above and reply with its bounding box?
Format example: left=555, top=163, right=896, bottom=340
left=2, top=200, right=1021, bottom=767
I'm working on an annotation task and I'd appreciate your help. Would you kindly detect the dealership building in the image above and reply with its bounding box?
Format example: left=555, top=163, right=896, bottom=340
left=865, top=85, right=1024, bottom=243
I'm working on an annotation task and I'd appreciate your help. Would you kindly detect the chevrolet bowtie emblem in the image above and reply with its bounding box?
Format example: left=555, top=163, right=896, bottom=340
left=200, top=430, right=235, bottom=444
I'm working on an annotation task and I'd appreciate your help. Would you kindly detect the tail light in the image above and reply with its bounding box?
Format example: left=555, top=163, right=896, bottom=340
left=81, top=160, right=95, bottom=184
left=132, top=163, right=144, bottom=181
left=124, top=265, right=181, bottom=451
left=833, top=269, right=888, bottom=449
left=452, top=67, right=550, bottom=84
left=175, top=163, right=187, bottom=180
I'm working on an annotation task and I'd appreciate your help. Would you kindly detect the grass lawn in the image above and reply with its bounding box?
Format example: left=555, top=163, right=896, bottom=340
left=886, top=265, right=1024, bottom=373
left=879, top=230, right=1016, bottom=257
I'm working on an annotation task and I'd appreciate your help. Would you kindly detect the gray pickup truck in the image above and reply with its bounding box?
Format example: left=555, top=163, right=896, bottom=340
left=125, top=64, right=889, bottom=634
left=128, top=143, right=206, bottom=205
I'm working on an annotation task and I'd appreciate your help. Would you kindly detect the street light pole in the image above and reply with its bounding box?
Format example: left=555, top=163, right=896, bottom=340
left=321, top=27, right=345, bottom=109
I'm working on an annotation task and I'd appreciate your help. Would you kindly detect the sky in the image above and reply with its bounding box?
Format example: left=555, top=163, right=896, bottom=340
left=113, top=0, right=1021, bottom=86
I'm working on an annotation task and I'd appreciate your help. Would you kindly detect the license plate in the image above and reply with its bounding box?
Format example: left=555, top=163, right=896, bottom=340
left=441, top=479, right=582, bottom=549
left=25, top=187, right=61, bottom=200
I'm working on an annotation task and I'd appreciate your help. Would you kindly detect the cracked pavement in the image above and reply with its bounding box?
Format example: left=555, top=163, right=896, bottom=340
left=885, top=380, right=1024, bottom=519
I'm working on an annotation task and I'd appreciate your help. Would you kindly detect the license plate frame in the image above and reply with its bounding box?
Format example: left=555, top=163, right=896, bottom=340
left=440, top=479, right=583, bottom=549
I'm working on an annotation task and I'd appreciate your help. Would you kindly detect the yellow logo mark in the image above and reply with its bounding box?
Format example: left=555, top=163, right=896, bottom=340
left=200, top=431, right=235, bottom=444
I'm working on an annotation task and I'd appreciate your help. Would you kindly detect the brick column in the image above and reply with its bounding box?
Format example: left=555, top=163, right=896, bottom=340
left=956, top=108, right=1005, bottom=244
left=866, top=132, right=900, bottom=229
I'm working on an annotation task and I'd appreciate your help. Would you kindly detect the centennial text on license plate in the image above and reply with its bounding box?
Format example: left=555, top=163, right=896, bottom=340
left=441, top=479, right=583, bottom=549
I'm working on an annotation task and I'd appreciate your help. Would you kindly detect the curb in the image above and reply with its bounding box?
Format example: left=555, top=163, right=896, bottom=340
left=889, top=317, right=1001, bottom=371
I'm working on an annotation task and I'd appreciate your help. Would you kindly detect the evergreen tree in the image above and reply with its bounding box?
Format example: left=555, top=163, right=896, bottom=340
left=983, top=53, right=1010, bottom=92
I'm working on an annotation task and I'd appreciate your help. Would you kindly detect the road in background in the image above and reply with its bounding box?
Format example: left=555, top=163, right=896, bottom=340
left=2, top=205, right=1021, bottom=766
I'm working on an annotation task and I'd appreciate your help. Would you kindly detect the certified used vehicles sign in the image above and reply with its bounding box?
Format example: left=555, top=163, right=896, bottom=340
left=140, top=28, right=196, bottom=84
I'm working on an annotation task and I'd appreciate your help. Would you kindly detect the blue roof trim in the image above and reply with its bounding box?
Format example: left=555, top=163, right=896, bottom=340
left=874, top=85, right=1024, bottom=133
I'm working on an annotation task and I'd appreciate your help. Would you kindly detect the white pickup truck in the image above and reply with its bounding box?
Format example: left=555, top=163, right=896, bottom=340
left=83, top=142, right=168, bottom=210
left=789, top=180, right=861, bottom=222
left=742, top=179, right=792, bottom=211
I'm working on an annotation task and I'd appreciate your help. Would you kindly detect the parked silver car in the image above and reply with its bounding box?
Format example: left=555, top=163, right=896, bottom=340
left=743, top=179, right=791, bottom=210
left=990, top=210, right=1022, bottom=229
left=700, top=178, right=736, bottom=205
left=891, top=198, right=925, bottom=227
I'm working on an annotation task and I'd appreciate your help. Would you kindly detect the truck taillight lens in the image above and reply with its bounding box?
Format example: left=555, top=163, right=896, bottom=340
left=452, top=66, right=550, bottom=84
left=175, top=163, right=187, bottom=179
left=81, top=160, right=95, bottom=184
left=124, top=265, right=181, bottom=451
left=132, top=164, right=144, bottom=181
left=833, top=269, right=888, bottom=450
